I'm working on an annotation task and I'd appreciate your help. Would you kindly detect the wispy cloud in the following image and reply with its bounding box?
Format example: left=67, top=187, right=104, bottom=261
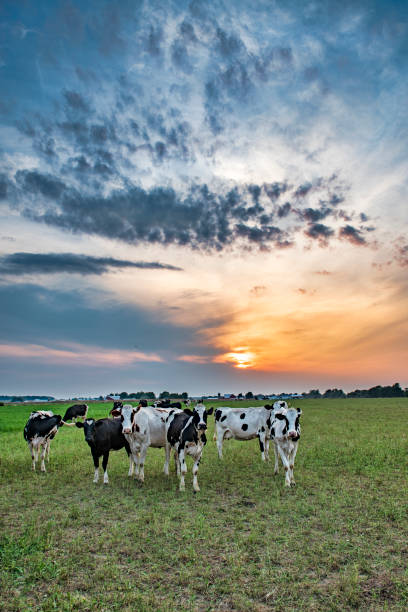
left=0, top=252, right=183, bottom=276
left=0, top=341, right=164, bottom=366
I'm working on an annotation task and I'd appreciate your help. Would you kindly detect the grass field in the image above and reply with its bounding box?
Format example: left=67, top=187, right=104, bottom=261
left=0, top=398, right=407, bottom=611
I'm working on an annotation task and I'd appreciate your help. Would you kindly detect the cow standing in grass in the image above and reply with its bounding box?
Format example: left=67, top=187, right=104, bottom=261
left=166, top=403, right=213, bottom=492
left=271, top=406, right=302, bottom=487
left=111, top=403, right=183, bottom=480
left=213, top=403, right=285, bottom=461
left=76, top=417, right=132, bottom=484
left=62, top=403, right=88, bottom=423
left=23, top=411, right=64, bottom=472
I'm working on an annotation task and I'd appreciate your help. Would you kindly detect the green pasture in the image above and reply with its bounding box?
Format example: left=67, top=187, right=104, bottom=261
left=0, top=399, right=407, bottom=611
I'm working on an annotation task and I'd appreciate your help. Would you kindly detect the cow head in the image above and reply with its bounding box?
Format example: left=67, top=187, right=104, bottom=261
left=184, top=403, right=214, bottom=430
left=76, top=418, right=97, bottom=443
left=274, top=407, right=302, bottom=440
left=111, top=404, right=141, bottom=434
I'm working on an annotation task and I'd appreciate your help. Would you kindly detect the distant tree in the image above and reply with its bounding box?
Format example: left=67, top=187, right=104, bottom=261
left=238, top=392, right=243, bottom=399
left=119, top=392, right=129, bottom=400
left=245, top=391, right=254, bottom=399
left=181, top=392, right=188, bottom=399
left=159, top=391, right=170, bottom=399
left=323, top=388, right=346, bottom=399
left=303, top=389, right=321, bottom=399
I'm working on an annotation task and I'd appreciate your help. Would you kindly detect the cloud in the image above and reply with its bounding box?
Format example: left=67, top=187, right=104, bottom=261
left=177, top=354, right=211, bottom=364
left=0, top=341, right=163, bottom=367
left=339, top=225, right=366, bottom=245
left=9, top=165, right=351, bottom=252
left=304, top=223, right=335, bottom=245
left=0, top=252, right=183, bottom=276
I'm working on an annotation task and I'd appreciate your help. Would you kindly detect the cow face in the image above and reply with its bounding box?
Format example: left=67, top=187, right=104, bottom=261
left=192, top=403, right=214, bottom=430
left=111, top=404, right=140, bottom=434
left=286, top=408, right=302, bottom=439
left=76, top=418, right=96, bottom=443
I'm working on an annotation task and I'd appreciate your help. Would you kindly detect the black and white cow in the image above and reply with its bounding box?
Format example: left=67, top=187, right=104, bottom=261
left=23, top=411, right=64, bottom=472
left=111, top=402, right=183, bottom=480
left=213, top=403, right=283, bottom=461
left=111, top=404, right=151, bottom=482
left=166, top=403, right=213, bottom=492
left=109, top=400, right=123, bottom=417
left=62, top=403, right=88, bottom=422
left=271, top=406, right=302, bottom=487
left=76, top=417, right=132, bottom=484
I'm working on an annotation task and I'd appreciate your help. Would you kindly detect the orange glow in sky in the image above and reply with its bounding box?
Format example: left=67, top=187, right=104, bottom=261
left=215, top=347, right=256, bottom=369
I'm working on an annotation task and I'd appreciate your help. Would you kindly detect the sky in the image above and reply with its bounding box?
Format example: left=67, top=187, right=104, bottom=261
left=1, top=0, right=408, bottom=397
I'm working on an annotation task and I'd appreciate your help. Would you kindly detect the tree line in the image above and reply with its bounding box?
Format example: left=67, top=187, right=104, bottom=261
left=303, top=383, right=407, bottom=399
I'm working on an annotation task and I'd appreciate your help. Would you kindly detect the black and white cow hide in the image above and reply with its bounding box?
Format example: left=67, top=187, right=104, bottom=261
left=166, top=403, right=213, bottom=492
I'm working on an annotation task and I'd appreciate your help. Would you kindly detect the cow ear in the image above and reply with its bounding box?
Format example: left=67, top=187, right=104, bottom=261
left=193, top=411, right=200, bottom=424
left=206, top=407, right=214, bottom=415
left=275, top=413, right=285, bottom=420
left=75, top=422, right=84, bottom=428
left=183, top=408, right=193, bottom=416
left=111, top=409, right=121, bottom=417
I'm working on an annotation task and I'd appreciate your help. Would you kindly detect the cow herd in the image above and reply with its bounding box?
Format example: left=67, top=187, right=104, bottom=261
left=23, top=400, right=302, bottom=491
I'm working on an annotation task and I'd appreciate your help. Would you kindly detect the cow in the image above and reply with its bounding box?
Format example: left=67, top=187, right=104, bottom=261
left=111, top=403, right=183, bottom=480
left=62, top=403, right=88, bottom=422
left=166, top=403, right=213, bottom=492
left=213, top=403, right=283, bottom=461
left=271, top=406, right=302, bottom=487
left=109, top=400, right=123, bottom=417
left=75, top=417, right=132, bottom=484
left=111, top=404, right=151, bottom=482
left=23, top=411, right=64, bottom=471
left=154, top=399, right=171, bottom=408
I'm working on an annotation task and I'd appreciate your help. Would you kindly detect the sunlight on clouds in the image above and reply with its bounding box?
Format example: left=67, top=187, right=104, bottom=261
left=214, top=347, right=256, bottom=369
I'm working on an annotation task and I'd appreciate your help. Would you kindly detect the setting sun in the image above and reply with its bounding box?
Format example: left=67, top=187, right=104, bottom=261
left=215, top=347, right=256, bottom=369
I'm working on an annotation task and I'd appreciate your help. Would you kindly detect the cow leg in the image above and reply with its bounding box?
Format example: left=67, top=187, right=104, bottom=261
left=289, top=443, right=298, bottom=486
left=92, top=451, right=100, bottom=483
left=137, top=444, right=148, bottom=483
left=273, top=443, right=279, bottom=474
left=265, top=435, right=270, bottom=461
left=132, top=451, right=140, bottom=479
left=164, top=442, right=171, bottom=476
left=29, top=442, right=36, bottom=471
left=277, top=445, right=291, bottom=486
left=192, top=455, right=201, bottom=492
left=46, top=439, right=51, bottom=462
left=178, top=447, right=186, bottom=491
left=216, top=428, right=223, bottom=459
left=102, top=452, right=110, bottom=484
left=128, top=454, right=134, bottom=477
left=174, top=449, right=180, bottom=476
left=40, top=442, right=47, bottom=472
left=258, top=431, right=266, bottom=461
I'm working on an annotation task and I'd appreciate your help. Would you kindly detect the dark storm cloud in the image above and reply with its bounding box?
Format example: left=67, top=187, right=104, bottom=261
left=63, top=90, right=90, bottom=113
left=264, top=182, right=289, bottom=202
left=8, top=165, right=351, bottom=251
left=299, top=207, right=332, bottom=223
left=15, top=169, right=65, bottom=200
left=339, top=225, right=366, bottom=245
left=0, top=283, right=192, bottom=353
left=0, top=253, right=182, bottom=277
left=277, top=202, right=291, bottom=218
left=305, top=223, right=335, bottom=244
left=0, top=174, right=9, bottom=200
